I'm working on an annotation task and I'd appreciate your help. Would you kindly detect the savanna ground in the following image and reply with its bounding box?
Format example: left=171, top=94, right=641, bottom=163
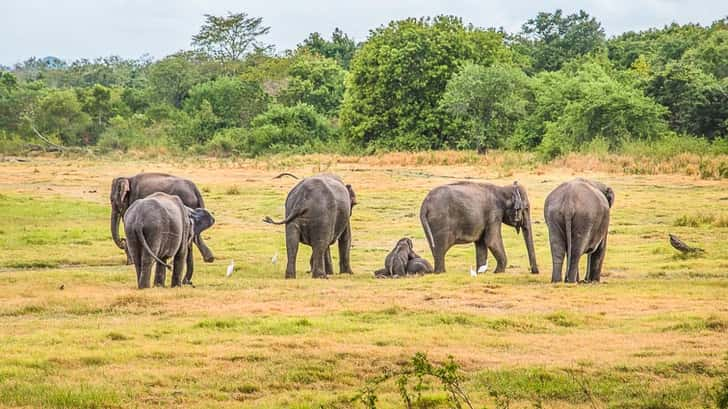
left=0, top=151, right=727, bottom=408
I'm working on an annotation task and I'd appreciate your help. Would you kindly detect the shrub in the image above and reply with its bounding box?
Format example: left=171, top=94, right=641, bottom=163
left=205, top=127, right=248, bottom=156
left=185, top=76, right=269, bottom=128
left=246, top=103, right=334, bottom=155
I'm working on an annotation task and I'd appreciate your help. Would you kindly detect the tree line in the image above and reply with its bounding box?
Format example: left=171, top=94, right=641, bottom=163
left=1, top=10, right=727, bottom=158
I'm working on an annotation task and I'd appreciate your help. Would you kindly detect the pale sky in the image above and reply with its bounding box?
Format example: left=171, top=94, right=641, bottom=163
left=1, top=0, right=726, bottom=65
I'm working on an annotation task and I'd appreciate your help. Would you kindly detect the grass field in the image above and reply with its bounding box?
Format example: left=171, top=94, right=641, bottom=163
left=0, top=152, right=727, bottom=408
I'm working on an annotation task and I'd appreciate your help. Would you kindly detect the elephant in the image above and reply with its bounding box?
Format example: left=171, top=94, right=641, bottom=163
left=123, top=192, right=215, bottom=289
left=385, top=238, right=414, bottom=277
left=263, top=174, right=356, bottom=279
left=110, top=173, right=214, bottom=285
left=544, top=178, right=614, bottom=283
left=420, top=181, right=539, bottom=274
left=374, top=238, right=434, bottom=278
left=406, top=257, right=434, bottom=275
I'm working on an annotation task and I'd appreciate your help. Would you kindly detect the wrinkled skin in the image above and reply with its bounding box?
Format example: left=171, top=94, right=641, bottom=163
left=374, top=238, right=434, bottom=278
left=385, top=238, right=413, bottom=277
left=544, top=178, right=614, bottom=283
left=263, top=174, right=356, bottom=279
left=420, top=181, right=539, bottom=274
left=110, top=173, right=214, bottom=285
left=123, top=193, right=215, bottom=289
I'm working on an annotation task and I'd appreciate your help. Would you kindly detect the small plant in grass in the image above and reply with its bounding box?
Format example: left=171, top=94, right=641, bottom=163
left=354, top=352, right=473, bottom=409
left=226, top=185, right=241, bottom=195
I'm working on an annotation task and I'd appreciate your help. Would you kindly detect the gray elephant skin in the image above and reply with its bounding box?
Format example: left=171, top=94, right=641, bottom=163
left=374, top=238, right=434, bottom=278
left=420, top=181, right=539, bottom=274
left=263, top=174, right=356, bottom=279
left=110, top=173, right=214, bottom=284
left=123, top=192, right=215, bottom=289
left=544, top=178, right=614, bottom=283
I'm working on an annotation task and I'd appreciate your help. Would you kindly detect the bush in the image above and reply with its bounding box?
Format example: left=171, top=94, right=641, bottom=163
left=205, top=127, right=248, bottom=156
left=185, top=76, right=269, bottom=128
left=246, top=103, right=334, bottom=156
left=279, top=54, right=345, bottom=117
left=530, top=60, right=669, bottom=159
left=97, top=114, right=164, bottom=152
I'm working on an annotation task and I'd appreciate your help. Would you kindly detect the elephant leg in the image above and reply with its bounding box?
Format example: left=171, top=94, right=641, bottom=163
left=153, top=261, right=166, bottom=287
left=548, top=224, right=566, bottom=283
left=485, top=225, right=507, bottom=273
left=586, top=236, right=607, bottom=283
left=284, top=225, right=300, bottom=279
left=431, top=232, right=450, bottom=273
left=475, top=235, right=488, bottom=272
left=565, top=237, right=585, bottom=283
left=124, top=243, right=133, bottom=265
left=171, top=251, right=186, bottom=287
left=139, top=255, right=154, bottom=289
left=310, top=244, right=327, bottom=279
left=195, top=234, right=215, bottom=263
left=324, top=248, right=334, bottom=276
left=183, top=247, right=194, bottom=285
left=337, top=224, right=353, bottom=274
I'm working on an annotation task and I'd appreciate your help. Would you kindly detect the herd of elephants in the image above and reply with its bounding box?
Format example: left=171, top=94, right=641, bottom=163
left=111, top=172, right=614, bottom=289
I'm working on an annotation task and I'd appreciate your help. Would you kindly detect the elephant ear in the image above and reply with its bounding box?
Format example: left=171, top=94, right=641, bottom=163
left=346, top=184, right=357, bottom=208
left=512, top=181, right=524, bottom=234
left=112, top=178, right=131, bottom=209
left=604, top=187, right=615, bottom=208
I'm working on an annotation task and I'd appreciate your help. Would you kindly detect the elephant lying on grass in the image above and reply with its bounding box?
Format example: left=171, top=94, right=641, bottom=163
left=263, top=174, right=356, bottom=279
left=110, top=173, right=214, bottom=285
left=544, top=178, right=614, bottom=283
left=124, top=193, right=215, bottom=289
left=374, top=238, right=434, bottom=278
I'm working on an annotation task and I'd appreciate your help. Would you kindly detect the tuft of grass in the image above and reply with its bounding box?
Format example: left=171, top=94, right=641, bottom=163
left=664, top=316, right=728, bottom=333
left=0, top=383, right=119, bottom=409
left=545, top=312, right=583, bottom=328
left=673, top=214, right=716, bottom=227
left=225, top=185, right=241, bottom=195
left=106, top=332, right=132, bottom=341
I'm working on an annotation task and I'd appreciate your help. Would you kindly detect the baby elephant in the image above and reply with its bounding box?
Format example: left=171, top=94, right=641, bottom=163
left=544, top=178, right=614, bottom=283
left=124, top=192, right=215, bottom=289
left=375, top=238, right=434, bottom=278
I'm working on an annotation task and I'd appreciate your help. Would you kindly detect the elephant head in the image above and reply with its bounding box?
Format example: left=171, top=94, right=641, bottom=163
left=504, top=181, right=539, bottom=274
left=189, top=208, right=215, bottom=244
left=110, top=177, right=131, bottom=250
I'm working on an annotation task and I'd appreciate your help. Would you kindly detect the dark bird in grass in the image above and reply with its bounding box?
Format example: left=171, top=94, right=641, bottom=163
left=669, top=234, right=704, bottom=254
left=58, top=284, right=64, bottom=290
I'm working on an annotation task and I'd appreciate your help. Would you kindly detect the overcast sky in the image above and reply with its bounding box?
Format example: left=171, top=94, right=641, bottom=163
left=1, top=0, right=726, bottom=65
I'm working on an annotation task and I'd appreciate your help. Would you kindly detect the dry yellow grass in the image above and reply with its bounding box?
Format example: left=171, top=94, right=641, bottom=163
left=0, top=152, right=726, bottom=408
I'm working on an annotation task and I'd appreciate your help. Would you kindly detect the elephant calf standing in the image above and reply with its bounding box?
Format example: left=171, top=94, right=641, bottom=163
left=544, top=178, right=614, bottom=283
left=263, top=174, right=356, bottom=279
left=124, top=192, right=215, bottom=289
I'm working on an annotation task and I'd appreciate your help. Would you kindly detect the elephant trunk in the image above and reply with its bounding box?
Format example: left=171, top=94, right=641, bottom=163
left=522, top=214, right=539, bottom=274
left=110, top=208, right=125, bottom=250
left=195, top=235, right=215, bottom=263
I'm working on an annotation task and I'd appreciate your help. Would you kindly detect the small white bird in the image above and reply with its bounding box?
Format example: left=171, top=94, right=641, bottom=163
left=271, top=252, right=278, bottom=265
left=226, top=260, right=234, bottom=277
left=478, top=261, right=489, bottom=274
left=469, top=265, right=477, bottom=277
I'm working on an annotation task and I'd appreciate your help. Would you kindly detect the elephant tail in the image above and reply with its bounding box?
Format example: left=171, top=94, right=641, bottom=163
left=262, top=208, right=306, bottom=225
left=272, top=172, right=299, bottom=180
left=420, top=209, right=435, bottom=255
left=564, top=214, right=573, bottom=270
left=136, top=227, right=173, bottom=269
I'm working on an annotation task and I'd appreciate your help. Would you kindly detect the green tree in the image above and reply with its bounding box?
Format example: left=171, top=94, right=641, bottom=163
left=34, top=89, right=91, bottom=145
left=279, top=55, right=345, bottom=116
left=184, top=76, right=269, bottom=128
left=608, top=23, right=708, bottom=69
left=645, top=60, right=728, bottom=139
left=192, top=12, right=271, bottom=61
left=519, top=9, right=605, bottom=72
left=526, top=61, right=669, bottom=158
left=147, top=54, right=201, bottom=108
left=440, top=63, right=531, bottom=150
left=247, top=103, right=333, bottom=155
left=299, top=28, right=357, bottom=68
left=341, top=16, right=513, bottom=150
left=683, top=23, right=728, bottom=79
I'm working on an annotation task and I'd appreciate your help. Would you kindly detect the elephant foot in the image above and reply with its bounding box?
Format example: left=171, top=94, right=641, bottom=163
left=530, top=268, right=540, bottom=274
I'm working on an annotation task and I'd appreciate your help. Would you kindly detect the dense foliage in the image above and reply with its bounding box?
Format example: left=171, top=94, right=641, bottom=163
left=1, top=11, right=726, bottom=157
